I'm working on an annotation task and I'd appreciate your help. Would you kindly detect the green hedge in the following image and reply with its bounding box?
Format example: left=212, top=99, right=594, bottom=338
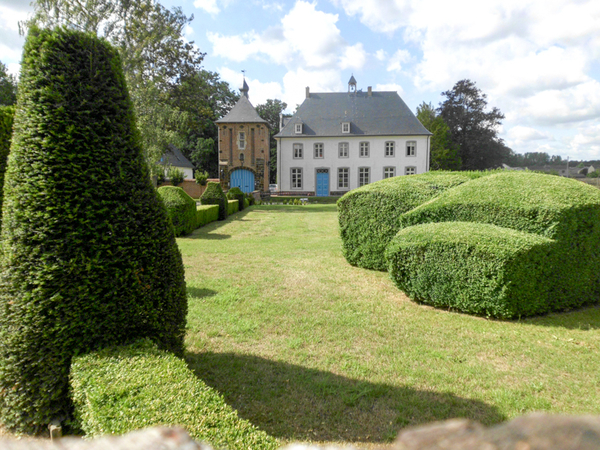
left=201, top=181, right=228, bottom=220
left=70, top=340, right=278, bottom=450
left=196, top=204, right=219, bottom=226
left=396, top=172, right=600, bottom=312
left=157, top=186, right=198, bottom=236
left=337, top=171, right=493, bottom=270
left=0, top=27, right=186, bottom=433
left=386, top=222, right=556, bottom=319
left=0, top=105, right=14, bottom=219
left=228, top=199, right=239, bottom=216
left=227, top=186, right=245, bottom=211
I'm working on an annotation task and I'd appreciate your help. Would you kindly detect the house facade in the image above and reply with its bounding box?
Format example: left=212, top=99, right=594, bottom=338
left=275, top=77, right=431, bottom=196
left=216, top=80, right=270, bottom=193
left=161, top=144, right=195, bottom=179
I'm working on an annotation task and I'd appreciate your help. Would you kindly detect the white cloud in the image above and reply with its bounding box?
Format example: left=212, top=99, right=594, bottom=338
left=219, top=66, right=284, bottom=106
left=330, top=0, right=411, bottom=34
left=386, top=49, right=410, bottom=73
left=375, top=83, right=405, bottom=96
left=570, top=121, right=600, bottom=160
left=194, top=0, right=221, bottom=15
left=506, top=126, right=549, bottom=143
left=339, top=43, right=367, bottom=70
left=375, top=49, right=387, bottom=61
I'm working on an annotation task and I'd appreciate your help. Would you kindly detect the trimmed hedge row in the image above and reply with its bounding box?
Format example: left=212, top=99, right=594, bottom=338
left=227, top=186, right=245, bottom=211
left=0, top=105, right=14, bottom=218
left=337, top=171, right=495, bottom=270
left=70, top=340, right=278, bottom=450
left=197, top=204, right=219, bottom=226
left=157, top=186, right=198, bottom=236
left=228, top=199, right=239, bottom=216
left=395, top=172, right=600, bottom=313
left=0, top=28, right=186, bottom=433
left=386, top=222, right=556, bottom=319
left=201, top=181, right=228, bottom=220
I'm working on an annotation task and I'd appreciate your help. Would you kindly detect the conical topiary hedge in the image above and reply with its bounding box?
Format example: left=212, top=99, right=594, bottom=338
left=0, top=105, right=14, bottom=220
left=0, top=27, right=187, bottom=434
left=201, top=181, right=228, bottom=220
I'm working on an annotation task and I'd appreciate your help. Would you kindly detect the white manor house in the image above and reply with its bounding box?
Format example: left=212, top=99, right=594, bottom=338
left=275, top=76, right=431, bottom=196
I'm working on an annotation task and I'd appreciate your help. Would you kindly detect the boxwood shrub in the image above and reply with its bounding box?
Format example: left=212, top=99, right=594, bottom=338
left=228, top=199, right=239, bottom=216
left=390, top=172, right=600, bottom=316
left=196, top=204, right=219, bottom=226
left=337, top=171, right=493, bottom=270
left=200, top=181, right=228, bottom=220
left=0, top=27, right=187, bottom=433
left=70, top=340, right=278, bottom=450
left=157, top=186, right=198, bottom=236
left=386, top=222, right=556, bottom=319
left=227, top=186, right=245, bottom=211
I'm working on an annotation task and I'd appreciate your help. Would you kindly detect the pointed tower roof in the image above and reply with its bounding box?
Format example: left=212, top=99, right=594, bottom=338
left=348, top=75, right=357, bottom=85
left=216, top=80, right=268, bottom=125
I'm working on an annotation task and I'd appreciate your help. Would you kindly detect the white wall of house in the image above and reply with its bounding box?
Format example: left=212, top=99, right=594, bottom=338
left=164, top=166, right=194, bottom=180
left=277, top=135, right=430, bottom=193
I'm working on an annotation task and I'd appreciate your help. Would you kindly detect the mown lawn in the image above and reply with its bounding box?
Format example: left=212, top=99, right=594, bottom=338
left=179, top=204, right=600, bottom=447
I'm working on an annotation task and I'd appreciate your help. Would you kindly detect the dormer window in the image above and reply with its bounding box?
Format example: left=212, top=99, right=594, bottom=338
left=295, top=123, right=303, bottom=134
left=342, top=122, right=350, bottom=134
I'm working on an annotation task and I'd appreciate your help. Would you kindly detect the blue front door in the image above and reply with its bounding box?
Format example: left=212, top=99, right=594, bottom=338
left=230, top=169, right=255, bottom=193
left=316, top=170, right=329, bottom=196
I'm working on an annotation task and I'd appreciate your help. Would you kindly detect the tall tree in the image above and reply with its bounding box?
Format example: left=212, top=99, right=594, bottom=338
left=438, top=79, right=507, bottom=170
left=416, top=102, right=461, bottom=170
left=256, top=99, right=287, bottom=183
left=0, top=61, right=17, bottom=106
left=23, top=0, right=205, bottom=169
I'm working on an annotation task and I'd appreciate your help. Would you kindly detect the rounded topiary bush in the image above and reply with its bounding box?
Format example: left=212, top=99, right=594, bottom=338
left=201, top=181, right=228, bottom=220
left=158, top=186, right=198, bottom=236
left=0, top=27, right=187, bottom=434
left=227, top=186, right=245, bottom=211
left=337, top=170, right=493, bottom=271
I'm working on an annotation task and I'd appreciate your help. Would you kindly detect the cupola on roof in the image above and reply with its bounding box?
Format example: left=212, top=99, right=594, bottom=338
left=215, top=78, right=268, bottom=125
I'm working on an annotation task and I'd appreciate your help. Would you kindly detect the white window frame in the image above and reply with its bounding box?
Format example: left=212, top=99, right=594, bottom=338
left=342, top=122, right=350, bottom=134
left=359, top=142, right=370, bottom=158
left=385, top=141, right=395, bottom=157
left=293, top=143, right=303, bottom=159
left=295, top=123, right=303, bottom=134
left=405, top=166, right=416, bottom=175
left=291, top=168, right=303, bottom=189
left=238, top=131, right=246, bottom=150
left=314, top=142, right=324, bottom=159
left=406, top=141, right=416, bottom=157
left=338, top=142, right=349, bottom=158
left=383, top=166, right=396, bottom=179
left=338, top=167, right=349, bottom=189
left=358, top=167, right=370, bottom=187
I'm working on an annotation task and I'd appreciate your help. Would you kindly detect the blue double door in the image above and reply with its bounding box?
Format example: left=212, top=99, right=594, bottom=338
left=316, top=169, right=329, bottom=197
left=230, top=169, right=255, bottom=193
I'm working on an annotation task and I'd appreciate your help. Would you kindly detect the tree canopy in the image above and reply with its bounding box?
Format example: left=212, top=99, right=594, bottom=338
left=438, top=79, right=510, bottom=170
left=416, top=102, right=461, bottom=170
left=0, top=61, right=17, bottom=106
left=256, top=99, right=287, bottom=183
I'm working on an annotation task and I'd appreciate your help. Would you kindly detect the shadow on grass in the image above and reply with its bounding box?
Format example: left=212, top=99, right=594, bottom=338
left=187, top=287, right=217, bottom=299
left=520, top=304, right=600, bottom=330
left=186, top=351, right=505, bottom=443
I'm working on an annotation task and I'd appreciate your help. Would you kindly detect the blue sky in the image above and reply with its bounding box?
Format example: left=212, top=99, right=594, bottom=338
left=2, top=0, right=600, bottom=160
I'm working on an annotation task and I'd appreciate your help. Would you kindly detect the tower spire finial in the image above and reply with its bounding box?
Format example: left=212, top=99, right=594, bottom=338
left=240, top=70, right=249, bottom=98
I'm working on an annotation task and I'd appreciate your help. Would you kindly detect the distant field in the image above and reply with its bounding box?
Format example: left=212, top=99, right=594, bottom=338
left=179, top=204, right=600, bottom=447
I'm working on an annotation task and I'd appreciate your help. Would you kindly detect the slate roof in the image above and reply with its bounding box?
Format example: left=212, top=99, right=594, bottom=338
left=215, top=94, right=268, bottom=125
left=161, top=144, right=194, bottom=169
left=275, top=90, right=431, bottom=138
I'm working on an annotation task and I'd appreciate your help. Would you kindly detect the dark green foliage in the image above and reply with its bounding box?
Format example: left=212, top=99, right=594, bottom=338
left=157, top=186, right=198, bottom=236
left=0, top=28, right=187, bottom=433
left=167, top=166, right=184, bottom=186
left=196, top=204, right=219, bottom=226
left=227, top=186, right=245, bottom=211
left=194, top=169, right=208, bottom=185
left=386, top=222, right=555, bottom=318
left=70, top=340, right=279, bottom=450
left=228, top=199, right=239, bottom=215
left=388, top=172, right=600, bottom=316
left=246, top=192, right=255, bottom=206
left=0, top=105, right=15, bottom=217
left=201, top=181, right=227, bottom=220
left=337, top=171, right=493, bottom=270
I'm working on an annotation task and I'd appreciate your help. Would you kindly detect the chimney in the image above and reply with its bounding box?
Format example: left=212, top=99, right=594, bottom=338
left=306, top=86, right=310, bottom=99
left=367, top=86, right=372, bottom=97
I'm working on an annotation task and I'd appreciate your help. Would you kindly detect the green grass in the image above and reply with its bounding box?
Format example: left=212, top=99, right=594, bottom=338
left=179, top=204, right=600, bottom=447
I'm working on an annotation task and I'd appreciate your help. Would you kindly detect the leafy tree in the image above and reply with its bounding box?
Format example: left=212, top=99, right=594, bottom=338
left=416, top=102, right=461, bottom=170
left=256, top=99, right=287, bottom=183
left=23, top=0, right=205, bottom=167
left=439, top=79, right=508, bottom=170
left=0, top=61, right=17, bottom=106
